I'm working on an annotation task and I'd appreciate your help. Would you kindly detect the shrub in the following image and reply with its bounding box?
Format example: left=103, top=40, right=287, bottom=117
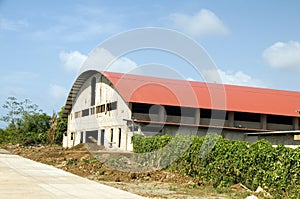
left=132, top=134, right=300, bottom=197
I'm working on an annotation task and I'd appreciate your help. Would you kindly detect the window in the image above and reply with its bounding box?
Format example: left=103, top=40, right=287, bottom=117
left=200, top=109, right=227, bottom=120
left=70, top=132, right=74, bottom=140
left=267, top=115, right=293, bottom=125
left=82, top=109, right=89, bottom=117
left=165, top=105, right=181, bottom=116
left=132, top=103, right=152, bottom=113
left=90, top=107, right=95, bottom=115
left=111, top=101, right=117, bottom=110
left=164, top=106, right=195, bottom=117
left=211, top=110, right=227, bottom=120
left=96, top=104, right=106, bottom=113
left=200, top=109, right=211, bottom=118
left=107, top=101, right=117, bottom=111
left=86, top=130, right=98, bottom=144
left=91, top=77, right=96, bottom=106
left=235, top=112, right=260, bottom=122
left=101, top=104, right=106, bottom=112
left=75, top=111, right=81, bottom=118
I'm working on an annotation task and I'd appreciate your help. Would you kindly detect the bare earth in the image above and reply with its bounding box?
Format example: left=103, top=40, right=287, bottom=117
left=4, top=144, right=254, bottom=199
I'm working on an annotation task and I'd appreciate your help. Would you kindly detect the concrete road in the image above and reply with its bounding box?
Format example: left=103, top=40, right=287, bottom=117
left=0, top=148, right=146, bottom=199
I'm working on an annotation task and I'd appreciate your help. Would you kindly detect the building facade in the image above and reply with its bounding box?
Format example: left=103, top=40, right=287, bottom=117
left=62, top=70, right=300, bottom=149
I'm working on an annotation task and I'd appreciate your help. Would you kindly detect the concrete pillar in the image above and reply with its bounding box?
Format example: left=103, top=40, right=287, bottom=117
left=129, top=103, right=133, bottom=119
left=261, top=114, right=267, bottom=130
left=128, top=102, right=132, bottom=111
left=293, top=117, right=299, bottom=130
left=194, top=108, right=200, bottom=125
left=159, top=105, right=165, bottom=122
left=125, top=130, right=128, bottom=151
left=83, top=131, right=86, bottom=143
left=228, top=111, right=234, bottom=127
left=97, top=131, right=100, bottom=145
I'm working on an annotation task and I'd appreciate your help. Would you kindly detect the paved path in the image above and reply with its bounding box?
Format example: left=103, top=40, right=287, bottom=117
left=0, top=149, right=146, bottom=199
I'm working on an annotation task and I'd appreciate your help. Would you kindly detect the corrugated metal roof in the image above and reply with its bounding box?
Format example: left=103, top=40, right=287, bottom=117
left=63, top=70, right=300, bottom=118
left=102, top=71, right=300, bottom=117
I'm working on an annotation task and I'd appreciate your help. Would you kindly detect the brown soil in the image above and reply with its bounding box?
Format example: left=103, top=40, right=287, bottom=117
left=4, top=144, right=253, bottom=199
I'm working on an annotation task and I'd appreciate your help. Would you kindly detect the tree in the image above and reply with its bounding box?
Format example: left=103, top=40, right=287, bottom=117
left=0, top=96, right=50, bottom=145
left=47, top=106, right=68, bottom=145
left=21, top=113, right=51, bottom=134
left=0, top=97, right=67, bottom=145
left=47, top=112, right=57, bottom=145
left=0, top=128, right=10, bottom=144
left=1, top=96, right=42, bottom=129
left=54, top=106, right=68, bottom=144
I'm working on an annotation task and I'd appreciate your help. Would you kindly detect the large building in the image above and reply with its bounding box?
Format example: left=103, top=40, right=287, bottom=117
left=62, top=70, right=300, bottom=149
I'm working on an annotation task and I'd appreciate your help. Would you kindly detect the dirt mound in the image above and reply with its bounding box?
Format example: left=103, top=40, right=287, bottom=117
left=4, top=144, right=250, bottom=198
left=69, top=143, right=87, bottom=150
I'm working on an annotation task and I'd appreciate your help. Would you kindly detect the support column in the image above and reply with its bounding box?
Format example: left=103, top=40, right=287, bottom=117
left=159, top=105, right=165, bottom=122
left=83, top=131, right=86, bottom=143
left=261, top=114, right=267, bottom=130
left=194, top=108, right=200, bottom=125
left=128, top=102, right=132, bottom=110
left=129, top=103, right=133, bottom=119
left=228, top=111, right=234, bottom=127
left=97, top=131, right=100, bottom=145
left=293, top=117, right=299, bottom=130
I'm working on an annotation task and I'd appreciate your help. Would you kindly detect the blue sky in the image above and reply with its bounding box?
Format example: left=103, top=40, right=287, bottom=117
left=1, top=0, right=300, bottom=127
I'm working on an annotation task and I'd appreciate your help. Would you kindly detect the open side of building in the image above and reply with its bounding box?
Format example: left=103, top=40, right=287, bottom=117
left=62, top=70, right=300, bottom=150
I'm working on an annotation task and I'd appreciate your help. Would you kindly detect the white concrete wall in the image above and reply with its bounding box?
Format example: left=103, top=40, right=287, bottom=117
left=63, top=73, right=133, bottom=151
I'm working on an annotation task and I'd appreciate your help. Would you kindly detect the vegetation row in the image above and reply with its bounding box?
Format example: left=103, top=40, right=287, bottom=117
left=132, top=134, right=300, bottom=198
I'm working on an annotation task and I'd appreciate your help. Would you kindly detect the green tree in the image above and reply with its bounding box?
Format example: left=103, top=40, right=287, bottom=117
left=55, top=106, right=68, bottom=144
left=20, top=112, right=50, bottom=134
left=0, top=96, right=51, bottom=145
left=1, top=96, right=42, bottom=129
left=0, top=128, right=10, bottom=144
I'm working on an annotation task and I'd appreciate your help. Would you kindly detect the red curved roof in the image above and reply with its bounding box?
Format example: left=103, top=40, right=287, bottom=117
left=102, top=71, right=300, bottom=117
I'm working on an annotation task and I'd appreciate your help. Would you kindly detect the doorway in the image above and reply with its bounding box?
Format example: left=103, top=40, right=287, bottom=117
left=100, top=129, right=105, bottom=145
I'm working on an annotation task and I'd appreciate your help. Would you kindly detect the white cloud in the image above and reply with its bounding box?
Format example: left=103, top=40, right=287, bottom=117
left=61, top=49, right=264, bottom=88
left=0, top=18, right=28, bottom=31
left=59, top=51, right=87, bottom=73
left=49, top=84, right=68, bottom=99
left=186, top=77, right=195, bottom=81
left=202, top=69, right=264, bottom=88
left=169, top=9, right=229, bottom=37
left=80, top=48, right=138, bottom=73
left=108, top=57, right=138, bottom=73
left=60, top=48, right=138, bottom=74
left=262, top=41, right=300, bottom=70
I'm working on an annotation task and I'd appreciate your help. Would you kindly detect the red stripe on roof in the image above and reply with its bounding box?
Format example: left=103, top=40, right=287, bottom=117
left=102, top=71, right=300, bottom=117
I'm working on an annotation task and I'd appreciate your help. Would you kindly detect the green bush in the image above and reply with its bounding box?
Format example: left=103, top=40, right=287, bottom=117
left=0, top=129, right=9, bottom=144
left=132, top=134, right=300, bottom=198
